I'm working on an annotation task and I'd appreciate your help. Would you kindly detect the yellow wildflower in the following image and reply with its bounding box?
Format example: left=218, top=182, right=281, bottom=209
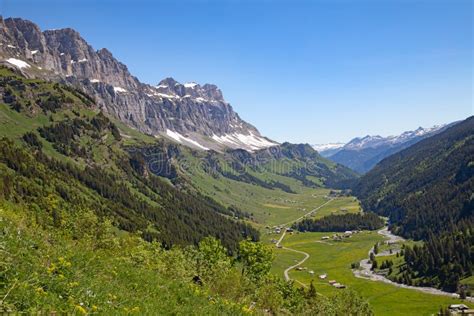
left=75, top=305, right=87, bottom=315
left=35, top=287, right=46, bottom=295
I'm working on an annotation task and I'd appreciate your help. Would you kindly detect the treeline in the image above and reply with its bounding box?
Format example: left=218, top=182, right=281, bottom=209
left=400, top=224, right=473, bottom=293
left=39, top=112, right=121, bottom=157
left=1, top=67, right=94, bottom=114
left=0, top=134, right=257, bottom=252
left=294, top=213, right=384, bottom=232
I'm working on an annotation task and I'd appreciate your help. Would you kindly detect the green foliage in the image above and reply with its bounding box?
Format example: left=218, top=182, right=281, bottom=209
left=294, top=212, right=384, bottom=232
left=401, top=228, right=473, bottom=292
left=238, top=240, right=275, bottom=282
left=22, top=132, right=42, bottom=149
left=354, top=116, right=474, bottom=240
left=0, top=203, right=375, bottom=314
left=353, top=117, right=474, bottom=292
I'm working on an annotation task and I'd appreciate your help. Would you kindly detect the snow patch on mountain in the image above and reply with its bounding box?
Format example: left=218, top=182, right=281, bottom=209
left=165, top=129, right=209, bottom=150
left=184, top=82, right=198, bottom=88
left=113, top=87, right=127, bottom=93
left=212, top=132, right=278, bottom=151
left=5, top=58, right=30, bottom=69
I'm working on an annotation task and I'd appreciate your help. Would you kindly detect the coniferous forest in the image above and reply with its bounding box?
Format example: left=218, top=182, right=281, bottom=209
left=294, top=213, right=385, bottom=232
left=353, top=117, right=474, bottom=292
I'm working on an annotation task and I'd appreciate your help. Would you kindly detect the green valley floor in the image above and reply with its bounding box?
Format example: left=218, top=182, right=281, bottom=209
left=264, top=193, right=472, bottom=316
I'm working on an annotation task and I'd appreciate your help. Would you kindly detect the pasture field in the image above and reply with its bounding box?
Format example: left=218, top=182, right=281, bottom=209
left=265, top=195, right=472, bottom=316
left=271, top=231, right=470, bottom=315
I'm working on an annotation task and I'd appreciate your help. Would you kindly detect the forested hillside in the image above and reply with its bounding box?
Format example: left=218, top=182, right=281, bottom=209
left=0, top=66, right=258, bottom=251
left=353, top=117, right=473, bottom=292
left=294, top=213, right=384, bottom=232
left=353, top=117, right=473, bottom=239
left=0, top=66, right=377, bottom=314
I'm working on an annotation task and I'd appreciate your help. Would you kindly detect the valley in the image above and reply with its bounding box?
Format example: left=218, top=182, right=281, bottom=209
left=263, top=193, right=471, bottom=315
left=0, top=10, right=472, bottom=316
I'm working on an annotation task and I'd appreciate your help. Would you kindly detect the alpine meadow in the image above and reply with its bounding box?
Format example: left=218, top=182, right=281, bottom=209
left=0, top=1, right=472, bottom=315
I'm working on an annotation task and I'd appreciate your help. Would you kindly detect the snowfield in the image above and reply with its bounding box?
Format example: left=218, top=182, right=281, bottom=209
left=166, top=129, right=209, bottom=150
left=5, top=58, right=30, bottom=69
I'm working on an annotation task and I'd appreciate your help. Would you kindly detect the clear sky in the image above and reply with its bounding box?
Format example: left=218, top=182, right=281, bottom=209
left=1, top=0, right=472, bottom=144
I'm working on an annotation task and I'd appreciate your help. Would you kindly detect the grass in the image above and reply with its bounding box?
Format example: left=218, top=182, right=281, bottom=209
left=271, top=231, right=471, bottom=315
left=0, top=203, right=248, bottom=315
left=265, top=195, right=473, bottom=315
left=188, top=163, right=332, bottom=226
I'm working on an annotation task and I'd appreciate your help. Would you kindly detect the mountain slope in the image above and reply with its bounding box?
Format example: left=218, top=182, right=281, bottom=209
left=0, top=16, right=277, bottom=152
left=0, top=65, right=357, bottom=246
left=317, top=125, right=452, bottom=173
left=353, top=116, right=473, bottom=240
left=0, top=66, right=258, bottom=250
left=352, top=116, right=473, bottom=292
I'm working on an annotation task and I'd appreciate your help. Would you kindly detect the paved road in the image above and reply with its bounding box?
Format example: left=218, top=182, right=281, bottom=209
left=275, top=197, right=334, bottom=284
left=279, top=198, right=333, bottom=228
left=353, top=227, right=474, bottom=302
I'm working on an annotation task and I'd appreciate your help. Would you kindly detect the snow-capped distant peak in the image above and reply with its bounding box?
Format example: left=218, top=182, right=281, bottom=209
left=312, top=143, right=345, bottom=152
left=344, top=124, right=447, bottom=150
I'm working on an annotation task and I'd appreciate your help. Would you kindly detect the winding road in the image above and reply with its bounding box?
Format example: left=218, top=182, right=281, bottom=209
left=275, top=199, right=474, bottom=303
left=275, top=197, right=333, bottom=285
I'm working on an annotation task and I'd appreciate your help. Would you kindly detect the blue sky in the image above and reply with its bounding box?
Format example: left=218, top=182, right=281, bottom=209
left=1, top=0, right=472, bottom=144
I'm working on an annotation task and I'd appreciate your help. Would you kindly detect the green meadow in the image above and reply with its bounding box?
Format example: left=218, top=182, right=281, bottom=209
left=265, top=196, right=472, bottom=316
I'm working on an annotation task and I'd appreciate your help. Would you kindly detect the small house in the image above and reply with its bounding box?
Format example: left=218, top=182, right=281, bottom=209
left=321, top=236, right=330, bottom=240
left=449, top=304, right=469, bottom=312
left=328, top=280, right=337, bottom=285
left=319, top=274, right=327, bottom=279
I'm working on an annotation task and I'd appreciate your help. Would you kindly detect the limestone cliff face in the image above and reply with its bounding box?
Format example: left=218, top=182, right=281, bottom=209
left=0, top=17, right=277, bottom=151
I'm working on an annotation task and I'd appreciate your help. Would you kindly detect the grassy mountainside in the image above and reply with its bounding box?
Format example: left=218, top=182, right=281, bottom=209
left=0, top=66, right=375, bottom=314
left=126, top=141, right=357, bottom=226
left=0, top=66, right=258, bottom=251
left=2, top=202, right=379, bottom=314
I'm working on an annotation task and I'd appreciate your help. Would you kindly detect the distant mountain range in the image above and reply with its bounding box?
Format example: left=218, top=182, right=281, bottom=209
left=0, top=17, right=277, bottom=152
left=314, top=124, right=455, bottom=173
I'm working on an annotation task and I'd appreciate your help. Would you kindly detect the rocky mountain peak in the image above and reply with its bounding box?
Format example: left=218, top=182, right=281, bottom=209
left=0, top=16, right=277, bottom=152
